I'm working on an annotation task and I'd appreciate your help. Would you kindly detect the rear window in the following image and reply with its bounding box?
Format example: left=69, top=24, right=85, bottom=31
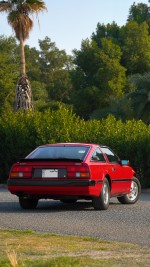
left=26, top=146, right=90, bottom=161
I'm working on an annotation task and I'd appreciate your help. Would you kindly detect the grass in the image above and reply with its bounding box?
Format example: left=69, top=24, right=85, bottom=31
left=0, top=229, right=149, bottom=266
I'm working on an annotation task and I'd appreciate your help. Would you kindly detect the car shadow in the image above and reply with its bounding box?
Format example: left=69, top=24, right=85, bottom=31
left=0, top=199, right=121, bottom=213
left=0, top=188, right=147, bottom=213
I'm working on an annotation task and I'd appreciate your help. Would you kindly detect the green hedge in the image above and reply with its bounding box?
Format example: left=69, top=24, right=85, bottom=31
left=0, top=105, right=150, bottom=187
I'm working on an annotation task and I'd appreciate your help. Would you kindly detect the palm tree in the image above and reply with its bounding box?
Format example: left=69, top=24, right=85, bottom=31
left=0, top=0, right=47, bottom=112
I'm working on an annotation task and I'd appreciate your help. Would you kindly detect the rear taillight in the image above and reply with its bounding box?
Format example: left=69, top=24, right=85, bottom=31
left=10, top=165, right=32, bottom=178
left=67, top=164, right=90, bottom=178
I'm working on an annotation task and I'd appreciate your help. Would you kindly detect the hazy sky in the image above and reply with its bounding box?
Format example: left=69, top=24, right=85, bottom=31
left=0, top=0, right=149, bottom=54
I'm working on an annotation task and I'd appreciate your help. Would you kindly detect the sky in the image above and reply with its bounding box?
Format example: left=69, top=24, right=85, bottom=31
left=0, top=0, right=149, bottom=54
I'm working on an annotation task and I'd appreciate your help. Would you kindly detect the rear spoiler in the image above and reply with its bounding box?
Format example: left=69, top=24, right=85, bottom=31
left=19, top=158, right=83, bottom=163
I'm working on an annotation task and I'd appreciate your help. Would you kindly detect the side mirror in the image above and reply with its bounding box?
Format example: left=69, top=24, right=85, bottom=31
left=91, top=155, right=99, bottom=161
left=121, top=160, right=130, bottom=166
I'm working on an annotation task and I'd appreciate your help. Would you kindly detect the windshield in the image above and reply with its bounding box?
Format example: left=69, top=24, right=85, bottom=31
left=26, top=146, right=90, bottom=161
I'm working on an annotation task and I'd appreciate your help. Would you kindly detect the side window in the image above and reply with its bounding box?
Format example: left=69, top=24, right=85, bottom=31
left=91, top=148, right=106, bottom=162
left=101, top=147, right=120, bottom=163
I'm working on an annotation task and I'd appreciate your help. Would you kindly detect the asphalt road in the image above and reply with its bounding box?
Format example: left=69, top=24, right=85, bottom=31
left=0, top=187, right=149, bottom=247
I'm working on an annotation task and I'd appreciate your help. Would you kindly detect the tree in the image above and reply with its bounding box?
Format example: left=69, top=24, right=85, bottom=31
left=127, top=2, right=150, bottom=28
left=38, top=37, right=73, bottom=104
left=120, top=21, right=150, bottom=74
left=71, top=38, right=126, bottom=119
left=92, top=21, right=120, bottom=47
left=0, top=0, right=47, bottom=112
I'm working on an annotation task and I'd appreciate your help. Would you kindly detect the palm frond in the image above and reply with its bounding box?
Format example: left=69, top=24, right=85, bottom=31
left=0, top=1, right=11, bottom=13
left=8, top=11, right=33, bottom=40
left=23, top=0, right=47, bottom=14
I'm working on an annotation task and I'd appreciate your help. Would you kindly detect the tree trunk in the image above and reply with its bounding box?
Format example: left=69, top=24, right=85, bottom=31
left=14, top=75, right=33, bottom=112
left=14, top=30, right=33, bottom=112
left=20, top=31, right=26, bottom=75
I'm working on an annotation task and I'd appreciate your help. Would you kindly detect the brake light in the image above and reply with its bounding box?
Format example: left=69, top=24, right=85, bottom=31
left=67, top=164, right=90, bottom=178
left=10, top=165, right=32, bottom=178
left=12, top=166, right=32, bottom=172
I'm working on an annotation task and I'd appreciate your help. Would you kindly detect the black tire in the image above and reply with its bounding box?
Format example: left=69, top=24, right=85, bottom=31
left=117, top=177, right=141, bottom=204
left=19, top=196, right=38, bottom=209
left=92, top=178, right=110, bottom=210
left=60, top=199, right=77, bottom=204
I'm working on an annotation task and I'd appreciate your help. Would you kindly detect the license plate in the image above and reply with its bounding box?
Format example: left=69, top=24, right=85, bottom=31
left=42, top=169, right=58, bottom=178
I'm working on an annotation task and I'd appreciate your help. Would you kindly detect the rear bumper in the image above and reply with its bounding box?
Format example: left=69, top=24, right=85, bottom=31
left=7, top=179, right=102, bottom=197
left=8, top=179, right=98, bottom=187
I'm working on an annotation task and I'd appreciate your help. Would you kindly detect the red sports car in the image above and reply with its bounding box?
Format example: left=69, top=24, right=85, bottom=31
left=7, top=143, right=141, bottom=210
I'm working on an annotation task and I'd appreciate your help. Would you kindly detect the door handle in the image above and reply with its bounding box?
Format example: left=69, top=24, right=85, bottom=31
left=112, top=168, right=116, bottom=172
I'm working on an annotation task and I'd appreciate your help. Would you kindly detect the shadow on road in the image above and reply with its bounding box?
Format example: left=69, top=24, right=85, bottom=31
left=0, top=199, right=123, bottom=213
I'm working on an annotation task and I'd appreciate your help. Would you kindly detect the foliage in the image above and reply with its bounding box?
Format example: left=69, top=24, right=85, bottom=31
left=90, top=17, right=150, bottom=122
left=127, top=2, right=150, bottom=28
left=126, top=73, right=150, bottom=123
left=120, top=21, right=150, bottom=74
left=90, top=97, right=135, bottom=121
left=0, top=36, right=19, bottom=112
left=71, top=17, right=150, bottom=119
left=91, top=82, right=150, bottom=124
left=0, top=105, right=149, bottom=187
left=71, top=38, right=126, bottom=119
left=91, top=21, right=121, bottom=47
left=38, top=37, right=73, bottom=103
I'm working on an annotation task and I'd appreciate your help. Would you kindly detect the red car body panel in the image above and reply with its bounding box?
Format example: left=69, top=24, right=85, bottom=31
left=7, top=143, right=135, bottom=199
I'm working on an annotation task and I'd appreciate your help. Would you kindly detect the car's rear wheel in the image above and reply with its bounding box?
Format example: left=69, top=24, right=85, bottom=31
left=92, top=178, right=110, bottom=210
left=19, top=196, right=38, bottom=209
left=117, top=177, right=141, bottom=204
